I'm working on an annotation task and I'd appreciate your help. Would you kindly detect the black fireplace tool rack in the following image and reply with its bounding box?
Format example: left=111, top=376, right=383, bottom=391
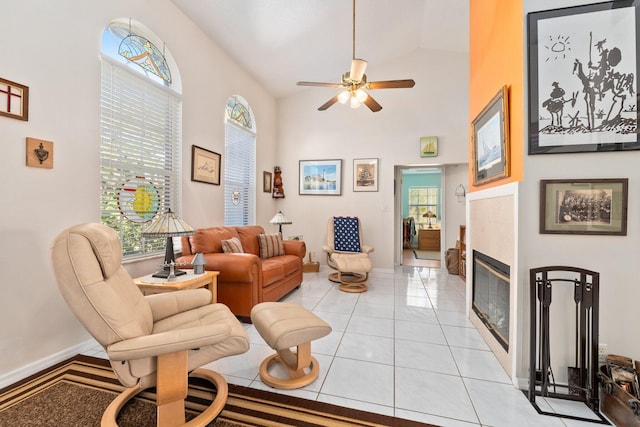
left=528, top=266, right=609, bottom=424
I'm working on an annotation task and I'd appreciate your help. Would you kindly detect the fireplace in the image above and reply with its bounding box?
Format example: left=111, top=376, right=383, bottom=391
left=472, top=250, right=510, bottom=351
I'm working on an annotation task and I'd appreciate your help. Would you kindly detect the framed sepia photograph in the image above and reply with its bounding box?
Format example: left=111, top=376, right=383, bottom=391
left=191, top=145, right=221, bottom=185
left=540, top=178, right=628, bottom=235
left=263, top=171, right=272, bottom=193
left=528, top=2, right=640, bottom=154
left=472, top=86, right=510, bottom=186
left=353, top=158, right=379, bottom=192
left=299, top=159, right=342, bottom=195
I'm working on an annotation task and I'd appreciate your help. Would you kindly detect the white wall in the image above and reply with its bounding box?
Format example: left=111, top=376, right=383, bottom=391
left=275, top=49, right=470, bottom=269
left=0, top=0, right=278, bottom=380
left=519, top=0, right=640, bottom=377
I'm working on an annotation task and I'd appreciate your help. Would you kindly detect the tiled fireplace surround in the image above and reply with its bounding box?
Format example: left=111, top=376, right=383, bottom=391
left=466, top=182, right=522, bottom=387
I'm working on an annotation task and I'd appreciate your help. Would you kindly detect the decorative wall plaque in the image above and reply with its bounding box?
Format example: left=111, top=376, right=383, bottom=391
left=26, top=137, right=53, bottom=169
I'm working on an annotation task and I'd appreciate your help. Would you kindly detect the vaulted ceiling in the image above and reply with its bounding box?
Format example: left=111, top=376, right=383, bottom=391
left=172, top=0, right=469, bottom=99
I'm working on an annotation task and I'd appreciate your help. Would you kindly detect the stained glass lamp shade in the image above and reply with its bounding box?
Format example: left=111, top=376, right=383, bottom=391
left=141, top=209, right=194, bottom=278
left=269, top=211, right=292, bottom=236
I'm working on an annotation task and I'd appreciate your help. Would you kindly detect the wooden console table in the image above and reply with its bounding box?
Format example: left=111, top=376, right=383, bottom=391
left=418, top=229, right=440, bottom=251
left=134, top=270, right=219, bottom=303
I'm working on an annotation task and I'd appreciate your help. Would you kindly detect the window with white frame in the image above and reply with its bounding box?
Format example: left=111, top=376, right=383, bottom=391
left=408, top=187, right=439, bottom=228
left=224, top=95, right=256, bottom=226
left=100, top=20, right=182, bottom=258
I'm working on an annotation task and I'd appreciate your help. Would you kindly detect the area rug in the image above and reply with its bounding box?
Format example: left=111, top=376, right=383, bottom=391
left=413, top=250, right=440, bottom=260
left=0, top=355, right=436, bottom=427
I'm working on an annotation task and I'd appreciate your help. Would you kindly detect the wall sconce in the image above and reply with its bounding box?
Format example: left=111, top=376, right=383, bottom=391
left=455, top=184, right=466, bottom=202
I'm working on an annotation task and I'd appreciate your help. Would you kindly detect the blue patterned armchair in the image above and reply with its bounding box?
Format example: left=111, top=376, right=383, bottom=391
left=322, top=216, right=373, bottom=293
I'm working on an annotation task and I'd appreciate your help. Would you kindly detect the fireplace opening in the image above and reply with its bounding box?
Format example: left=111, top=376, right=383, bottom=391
left=472, top=250, right=510, bottom=352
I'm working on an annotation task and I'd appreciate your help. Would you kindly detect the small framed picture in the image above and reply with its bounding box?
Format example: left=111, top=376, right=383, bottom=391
left=299, top=159, right=342, bottom=196
left=420, top=136, right=438, bottom=157
left=263, top=171, right=272, bottom=193
left=191, top=145, right=221, bottom=185
left=472, top=86, right=510, bottom=186
left=0, top=77, right=29, bottom=121
left=540, top=178, right=628, bottom=235
left=353, top=158, right=378, bottom=192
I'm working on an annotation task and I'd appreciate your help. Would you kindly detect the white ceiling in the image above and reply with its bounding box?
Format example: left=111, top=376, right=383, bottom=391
left=172, top=0, right=469, bottom=99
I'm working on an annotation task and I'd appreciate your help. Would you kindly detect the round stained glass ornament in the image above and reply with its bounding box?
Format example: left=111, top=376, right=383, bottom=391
left=117, top=176, right=160, bottom=223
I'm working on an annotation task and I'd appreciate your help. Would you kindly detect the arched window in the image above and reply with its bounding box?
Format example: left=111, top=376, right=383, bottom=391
left=100, top=19, right=182, bottom=258
left=224, top=95, right=256, bottom=226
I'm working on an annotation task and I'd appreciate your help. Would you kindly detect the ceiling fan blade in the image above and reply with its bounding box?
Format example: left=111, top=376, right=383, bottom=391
left=350, top=59, right=368, bottom=82
left=297, top=81, right=342, bottom=88
left=363, top=93, right=382, bottom=112
left=318, top=95, right=340, bottom=111
left=367, top=79, right=416, bottom=90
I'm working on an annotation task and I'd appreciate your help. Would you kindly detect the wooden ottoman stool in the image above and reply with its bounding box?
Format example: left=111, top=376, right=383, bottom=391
left=251, top=302, right=332, bottom=389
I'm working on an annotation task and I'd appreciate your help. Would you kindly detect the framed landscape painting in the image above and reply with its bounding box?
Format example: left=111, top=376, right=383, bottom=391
left=528, top=1, right=640, bottom=154
left=540, top=178, right=628, bottom=235
left=472, top=86, right=510, bottom=186
left=299, top=159, right=342, bottom=195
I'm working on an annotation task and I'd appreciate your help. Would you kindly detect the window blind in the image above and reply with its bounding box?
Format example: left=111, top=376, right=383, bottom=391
left=100, top=56, right=182, bottom=258
left=224, top=120, right=256, bottom=226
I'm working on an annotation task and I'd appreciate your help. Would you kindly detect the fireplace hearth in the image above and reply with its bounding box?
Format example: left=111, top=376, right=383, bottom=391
left=472, top=250, right=510, bottom=352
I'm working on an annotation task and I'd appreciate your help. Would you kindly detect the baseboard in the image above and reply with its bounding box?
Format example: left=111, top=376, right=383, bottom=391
left=0, top=339, right=95, bottom=389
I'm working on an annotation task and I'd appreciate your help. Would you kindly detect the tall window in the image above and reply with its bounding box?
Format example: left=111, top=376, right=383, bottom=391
left=224, top=95, right=256, bottom=226
left=100, top=20, right=182, bottom=258
left=408, top=187, right=439, bottom=228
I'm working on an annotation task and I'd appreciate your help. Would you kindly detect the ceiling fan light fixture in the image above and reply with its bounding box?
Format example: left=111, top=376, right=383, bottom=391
left=350, top=58, right=368, bottom=82
left=355, top=88, right=368, bottom=102
left=338, top=90, right=351, bottom=104
left=350, top=95, right=362, bottom=109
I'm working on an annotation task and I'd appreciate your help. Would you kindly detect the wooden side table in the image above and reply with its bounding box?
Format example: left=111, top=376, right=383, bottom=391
left=134, top=270, right=219, bottom=303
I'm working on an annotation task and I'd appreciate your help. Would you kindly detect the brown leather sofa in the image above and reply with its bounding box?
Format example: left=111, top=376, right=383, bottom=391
left=177, top=225, right=306, bottom=320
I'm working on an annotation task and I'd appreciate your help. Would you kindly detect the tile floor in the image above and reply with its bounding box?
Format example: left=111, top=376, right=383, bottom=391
left=83, top=265, right=607, bottom=427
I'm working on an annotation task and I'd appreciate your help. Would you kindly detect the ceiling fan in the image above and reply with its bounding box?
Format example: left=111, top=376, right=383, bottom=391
left=297, top=0, right=415, bottom=112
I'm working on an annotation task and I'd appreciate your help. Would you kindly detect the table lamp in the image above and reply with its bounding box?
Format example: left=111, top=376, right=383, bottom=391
left=269, top=210, right=292, bottom=236
left=142, top=209, right=195, bottom=278
left=423, top=210, right=436, bottom=229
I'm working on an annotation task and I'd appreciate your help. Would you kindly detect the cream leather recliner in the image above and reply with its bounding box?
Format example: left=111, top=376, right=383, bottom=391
left=51, top=223, right=250, bottom=427
left=322, top=216, right=373, bottom=293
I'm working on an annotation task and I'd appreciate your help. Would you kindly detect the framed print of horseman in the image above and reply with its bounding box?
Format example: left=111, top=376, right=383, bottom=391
left=528, top=1, right=640, bottom=154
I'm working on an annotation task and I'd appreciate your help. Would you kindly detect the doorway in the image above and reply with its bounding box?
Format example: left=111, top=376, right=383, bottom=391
left=396, top=167, right=443, bottom=267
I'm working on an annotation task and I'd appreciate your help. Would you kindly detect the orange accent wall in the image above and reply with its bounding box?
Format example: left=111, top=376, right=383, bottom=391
left=469, top=0, right=524, bottom=192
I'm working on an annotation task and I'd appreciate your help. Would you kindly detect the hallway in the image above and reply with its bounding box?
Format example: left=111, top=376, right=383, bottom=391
left=402, top=248, right=441, bottom=269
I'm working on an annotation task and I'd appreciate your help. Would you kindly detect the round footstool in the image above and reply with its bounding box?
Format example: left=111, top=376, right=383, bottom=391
left=251, top=302, right=332, bottom=389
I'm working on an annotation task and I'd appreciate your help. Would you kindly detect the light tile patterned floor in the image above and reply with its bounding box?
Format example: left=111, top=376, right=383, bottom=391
left=83, top=266, right=606, bottom=426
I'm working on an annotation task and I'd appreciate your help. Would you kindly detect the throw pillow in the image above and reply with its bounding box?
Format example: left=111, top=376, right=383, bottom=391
left=221, top=237, right=244, bottom=253
left=258, top=233, right=284, bottom=258
left=333, top=216, right=362, bottom=252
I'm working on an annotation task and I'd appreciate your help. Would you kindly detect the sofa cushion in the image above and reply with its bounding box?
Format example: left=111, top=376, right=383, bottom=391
left=236, top=225, right=265, bottom=256
left=221, top=237, right=244, bottom=253
left=258, top=233, right=285, bottom=258
left=190, top=227, right=240, bottom=254
left=270, top=254, right=301, bottom=276
left=261, top=259, right=285, bottom=286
